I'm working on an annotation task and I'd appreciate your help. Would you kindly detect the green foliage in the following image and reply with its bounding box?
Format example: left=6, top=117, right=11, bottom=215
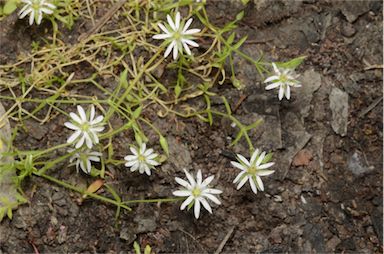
left=133, top=241, right=152, bottom=254
left=0, top=193, right=27, bottom=221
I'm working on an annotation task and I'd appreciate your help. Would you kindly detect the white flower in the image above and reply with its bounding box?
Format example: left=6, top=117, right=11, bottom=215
left=173, top=169, right=222, bottom=219
left=69, top=149, right=102, bottom=174
left=64, top=105, right=105, bottom=149
left=152, top=11, right=201, bottom=60
left=264, top=63, right=301, bottom=100
left=231, top=149, right=275, bottom=194
left=124, top=143, right=160, bottom=176
left=18, top=0, right=56, bottom=26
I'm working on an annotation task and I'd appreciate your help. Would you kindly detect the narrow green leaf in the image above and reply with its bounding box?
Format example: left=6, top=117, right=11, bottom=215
left=3, top=0, right=18, bottom=15
left=159, top=135, right=169, bottom=156
left=133, top=241, right=141, bottom=254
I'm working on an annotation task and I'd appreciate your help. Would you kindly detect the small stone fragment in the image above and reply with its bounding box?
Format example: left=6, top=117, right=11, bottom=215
left=329, top=87, right=349, bottom=136
left=293, top=149, right=313, bottom=166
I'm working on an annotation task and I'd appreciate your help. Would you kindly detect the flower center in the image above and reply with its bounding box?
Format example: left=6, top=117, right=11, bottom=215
left=138, top=154, right=146, bottom=162
left=32, top=0, right=41, bottom=10
left=247, top=166, right=257, bottom=175
left=192, top=187, right=201, bottom=197
left=280, top=74, right=288, bottom=83
left=81, top=122, right=90, bottom=131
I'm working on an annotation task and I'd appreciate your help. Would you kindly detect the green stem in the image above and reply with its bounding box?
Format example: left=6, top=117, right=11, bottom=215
left=38, top=173, right=132, bottom=211
left=123, top=197, right=183, bottom=204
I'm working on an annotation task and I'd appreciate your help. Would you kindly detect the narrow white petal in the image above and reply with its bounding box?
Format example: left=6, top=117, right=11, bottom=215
left=146, top=153, right=157, bottom=160
left=125, top=160, right=137, bottom=167
left=90, top=126, right=104, bottom=132
left=204, top=194, right=221, bottom=205
left=36, top=10, right=43, bottom=25
left=182, top=39, right=199, bottom=48
left=249, top=177, right=257, bottom=194
left=258, top=162, right=275, bottom=170
left=130, top=147, right=138, bottom=155
left=84, top=132, right=93, bottom=149
left=88, top=156, right=100, bottom=162
left=167, top=14, right=176, bottom=31
left=67, top=130, right=81, bottom=144
left=285, top=84, right=291, bottom=100
left=18, top=5, right=30, bottom=18
left=184, top=169, right=196, bottom=186
left=158, top=23, right=170, bottom=34
left=91, top=115, right=103, bottom=125
left=130, top=163, right=139, bottom=172
left=175, top=177, right=191, bottom=188
left=153, top=34, right=171, bottom=40
left=272, top=63, right=280, bottom=75
left=265, top=82, right=281, bottom=90
left=89, top=105, right=95, bottom=122
left=146, top=159, right=160, bottom=166
left=256, top=175, right=264, bottom=191
left=256, top=152, right=266, bottom=166
left=182, top=42, right=192, bottom=55
left=86, top=159, right=92, bottom=174
left=250, top=149, right=260, bottom=165
left=233, top=171, right=246, bottom=183
left=172, top=42, right=178, bottom=60
left=201, top=175, right=214, bottom=187
left=194, top=199, right=201, bottom=219
left=75, top=135, right=85, bottom=149
left=200, top=198, right=212, bottom=214
left=278, top=86, right=284, bottom=100
left=69, top=112, right=82, bottom=124
left=143, top=148, right=154, bottom=156
left=257, top=170, right=275, bottom=176
left=237, top=176, right=248, bottom=190
left=196, top=170, right=202, bottom=185
left=164, top=40, right=175, bottom=58
left=80, top=161, right=86, bottom=173
left=237, top=154, right=250, bottom=166
left=173, top=190, right=191, bottom=197
left=29, top=10, right=34, bottom=25
left=180, top=196, right=194, bottom=210
left=77, top=105, right=87, bottom=122
left=184, top=28, right=200, bottom=35
left=230, top=161, right=246, bottom=171
left=124, top=155, right=137, bottom=161
left=204, top=188, right=222, bottom=194
left=64, top=122, right=79, bottom=130
left=264, top=75, right=279, bottom=83
left=140, top=143, right=147, bottom=154
left=183, top=18, right=193, bottom=33
left=174, top=12, right=180, bottom=30
left=144, top=165, right=151, bottom=176
left=44, top=3, right=56, bottom=9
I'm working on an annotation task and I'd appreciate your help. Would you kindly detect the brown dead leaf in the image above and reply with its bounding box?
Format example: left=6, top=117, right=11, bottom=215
left=82, top=179, right=104, bottom=199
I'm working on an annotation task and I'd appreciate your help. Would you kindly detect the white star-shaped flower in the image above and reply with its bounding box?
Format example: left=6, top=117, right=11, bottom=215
left=264, top=63, right=301, bottom=100
left=69, top=149, right=102, bottom=174
left=64, top=105, right=105, bottom=149
left=18, top=0, right=56, bottom=26
left=152, top=11, right=201, bottom=60
left=124, top=143, right=160, bottom=176
left=173, top=169, right=222, bottom=219
left=231, top=149, right=275, bottom=194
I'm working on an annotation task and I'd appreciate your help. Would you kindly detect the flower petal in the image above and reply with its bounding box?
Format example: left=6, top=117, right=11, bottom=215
left=194, top=199, right=201, bottom=219
left=256, top=175, right=264, bottom=191
left=257, top=170, right=275, bottom=176
left=249, top=177, right=257, bottom=194
left=77, top=105, right=87, bottom=122
left=236, top=154, right=250, bottom=166
left=175, top=177, right=191, bottom=188
left=250, top=149, right=260, bottom=165
left=173, top=190, right=191, bottom=197
left=236, top=176, right=248, bottom=190
left=204, top=193, right=221, bottom=205
left=196, top=170, right=202, bottom=185
left=180, top=195, right=194, bottom=210
left=200, top=198, right=212, bottom=214
left=258, top=162, right=275, bottom=170
left=233, top=171, right=246, bottom=183
left=201, top=175, right=214, bottom=187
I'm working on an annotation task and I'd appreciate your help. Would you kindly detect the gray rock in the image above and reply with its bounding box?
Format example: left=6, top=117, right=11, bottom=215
left=329, top=87, right=349, bottom=136
left=339, top=1, right=370, bottom=23
left=303, top=223, right=325, bottom=253
left=347, top=151, right=374, bottom=176
left=134, top=216, right=157, bottom=233
left=119, top=227, right=136, bottom=243
left=341, top=22, right=356, bottom=37
left=294, top=69, right=322, bottom=118
left=167, top=136, right=192, bottom=170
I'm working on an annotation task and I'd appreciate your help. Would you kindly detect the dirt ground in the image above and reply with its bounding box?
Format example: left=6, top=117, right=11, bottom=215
left=0, top=0, right=383, bottom=253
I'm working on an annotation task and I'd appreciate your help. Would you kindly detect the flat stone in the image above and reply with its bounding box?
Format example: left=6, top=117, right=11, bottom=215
left=329, top=87, right=349, bottom=136
left=166, top=136, right=192, bottom=170
left=303, top=223, right=326, bottom=253
left=291, top=69, right=322, bottom=119
left=339, top=1, right=370, bottom=23
left=347, top=151, right=374, bottom=176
